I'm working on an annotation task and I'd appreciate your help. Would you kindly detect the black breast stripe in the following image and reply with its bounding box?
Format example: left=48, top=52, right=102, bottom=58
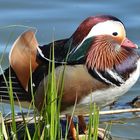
left=88, top=68, right=124, bottom=86
left=99, top=70, right=123, bottom=86
left=88, top=68, right=110, bottom=85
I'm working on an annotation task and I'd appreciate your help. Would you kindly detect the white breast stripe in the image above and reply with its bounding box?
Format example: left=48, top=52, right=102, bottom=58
left=94, top=69, right=116, bottom=86
left=106, top=69, right=124, bottom=84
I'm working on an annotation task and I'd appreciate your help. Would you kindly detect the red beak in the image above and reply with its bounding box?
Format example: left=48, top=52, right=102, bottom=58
left=121, top=38, right=138, bottom=48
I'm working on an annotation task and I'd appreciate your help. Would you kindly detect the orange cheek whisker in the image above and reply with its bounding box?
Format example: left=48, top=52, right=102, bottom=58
left=86, top=35, right=134, bottom=71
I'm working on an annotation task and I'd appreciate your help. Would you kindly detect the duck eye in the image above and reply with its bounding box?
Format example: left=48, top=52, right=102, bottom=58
left=112, top=32, right=118, bottom=36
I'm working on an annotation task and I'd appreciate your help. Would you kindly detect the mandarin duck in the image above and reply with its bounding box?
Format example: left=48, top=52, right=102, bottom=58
left=0, top=15, right=140, bottom=139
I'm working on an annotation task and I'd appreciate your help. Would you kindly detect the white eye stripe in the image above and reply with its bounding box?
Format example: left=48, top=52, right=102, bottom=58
left=70, top=20, right=126, bottom=54
left=86, top=20, right=126, bottom=39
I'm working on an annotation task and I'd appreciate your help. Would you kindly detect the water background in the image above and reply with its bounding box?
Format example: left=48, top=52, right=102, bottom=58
left=0, top=0, right=140, bottom=139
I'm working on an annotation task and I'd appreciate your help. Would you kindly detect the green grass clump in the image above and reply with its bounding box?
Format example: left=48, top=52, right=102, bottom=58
left=0, top=27, right=102, bottom=140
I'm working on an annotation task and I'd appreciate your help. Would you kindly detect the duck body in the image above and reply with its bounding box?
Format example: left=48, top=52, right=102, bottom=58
left=35, top=57, right=140, bottom=115
left=34, top=15, right=140, bottom=114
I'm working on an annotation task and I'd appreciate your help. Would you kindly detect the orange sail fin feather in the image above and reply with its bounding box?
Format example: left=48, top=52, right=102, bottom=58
left=9, top=30, right=39, bottom=91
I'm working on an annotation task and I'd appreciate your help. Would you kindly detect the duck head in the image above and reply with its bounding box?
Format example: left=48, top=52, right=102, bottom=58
left=68, top=15, right=138, bottom=71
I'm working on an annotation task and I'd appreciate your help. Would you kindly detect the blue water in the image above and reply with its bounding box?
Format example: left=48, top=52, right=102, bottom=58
left=0, top=0, right=140, bottom=139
